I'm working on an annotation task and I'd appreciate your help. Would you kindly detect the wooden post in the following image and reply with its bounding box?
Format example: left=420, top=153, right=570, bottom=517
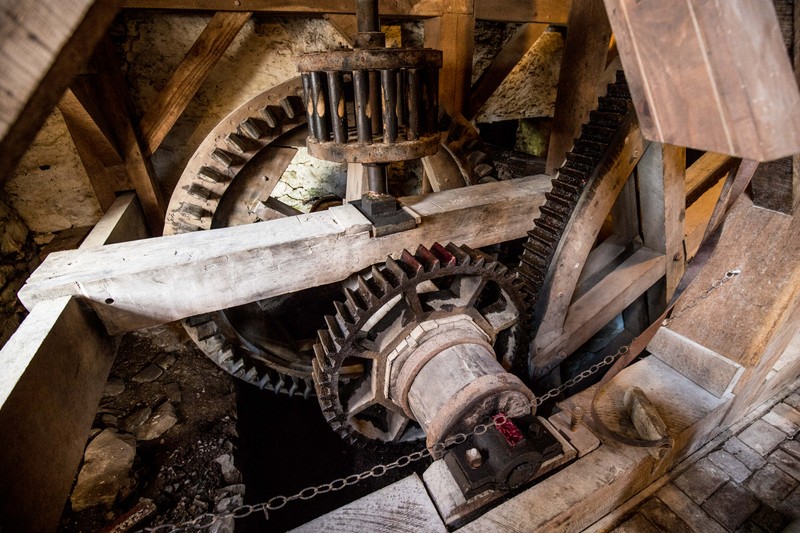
left=545, top=0, right=612, bottom=174
left=80, top=192, right=150, bottom=248
left=638, top=143, right=686, bottom=301
left=0, top=296, right=115, bottom=532
left=424, top=13, right=475, bottom=117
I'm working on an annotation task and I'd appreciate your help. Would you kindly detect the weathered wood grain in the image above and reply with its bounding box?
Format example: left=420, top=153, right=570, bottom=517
left=121, top=0, right=472, bottom=16
left=80, top=193, right=150, bottom=248
left=474, top=0, right=571, bottom=24
left=0, top=296, right=115, bottom=532
left=546, top=0, right=612, bottom=174
left=685, top=152, right=735, bottom=206
left=0, top=0, right=119, bottom=186
left=18, top=176, right=552, bottom=334
left=604, top=0, right=800, bottom=161
left=139, top=12, right=252, bottom=155
left=424, top=13, right=474, bottom=116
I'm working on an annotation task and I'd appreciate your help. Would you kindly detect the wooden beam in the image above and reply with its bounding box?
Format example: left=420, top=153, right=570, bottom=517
left=424, top=13, right=475, bottom=116
left=545, top=0, right=612, bottom=174
left=685, top=152, right=735, bottom=206
left=324, top=14, right=358, bottom=47
left=120, top=0, right=472, bottom=16
left=19, top=176, right=552, bottom=334
left=474, top=0, right=570, bottom=24
left=80, top=192, right=150, bottom=248
left=139, top=12, right=252, bottom=155
left=604, top=0, right=800, bottom=161
left=58, top=88, right=130, bottom=211
left=638, top=143, right=686, bottom=300
left=751, top=157, right=796, bottom=214
left=467, top=23, right=549, bottom=120
left=0, top=0, right=119, bottom=186
left=0, top=296, right=115, bottom=531
left=81, top=41, right=167, bottom=236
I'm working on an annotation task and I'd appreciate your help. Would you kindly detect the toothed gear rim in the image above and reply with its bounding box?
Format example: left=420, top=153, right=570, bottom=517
left=165, top=77, right=503, bottom=397
left=517, top=72, right=634, bottom=367
left=313, top=242, right=528, bottom=446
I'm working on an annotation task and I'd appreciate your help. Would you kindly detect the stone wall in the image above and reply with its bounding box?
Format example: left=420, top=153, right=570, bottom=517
left=0, top=198, right=39, bottom=348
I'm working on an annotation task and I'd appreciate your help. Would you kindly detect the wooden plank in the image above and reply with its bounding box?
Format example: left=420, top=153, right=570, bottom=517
left=290, top=474, right=446, bottom=533
left=751, top=157, right=795, bottom=214
left=466, top=23, right=549, bottom=119
left=685, top=152, right=735, bottom=206
left=669, top=195, right=800, bottom=368
left=536, top=248, right=665, bottom=374
left=684, top=177, right=724, bottom=261
left=18, top=175, right=552, bottom=334
left=604, top=0, right=800, bottom=161
left=120, top=0, right=472, bottom=16
left=638, top=143, right=686, bottom=300
left=424, top=13, right=475, bottom=116
left=0, top=296, right=115, bottom=532
left=474, top=0, right=570, bottom=24
left=574, top=233, right=631, bottom=301
left=59, top=87, right=131, bottom=211
left=0, top=0, right=119, bottom=187
left=345, top=163, right=367, bottom=202
left=795, top=0, right=800, bottom=214
left=82, top=41, right=167, bottom=236
left=545, top=0, right=612, bottom=174
left=80, top=192, right=150, bottom=248
left=649, top=327, right=744, bottom=399
left=421, top=146, right=467, bottom=192
left=610, top=175, right=639, bottom=241
left=139, top=12, right=252, bottom=155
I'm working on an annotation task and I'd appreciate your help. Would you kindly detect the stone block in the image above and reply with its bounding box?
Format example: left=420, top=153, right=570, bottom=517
left=781, top=439, right=800, bottom=461
left=701, top=481, right=760, bottom=531
left=724, top=437, right=767, bottom=470
left=638, top=497, right=693, bottom=533
left=707, top=449, right=751, bottom=484
left=763, top=410, right=800, bottom=436
left=745, top=463, right=798, bottom=507
left=738, top=420, right=787, bottom=456
left=613, top=513, right=660, bottom=533
left=742, top=503, right=789, bottom=533
left=674, top=457, right=730, bottom=505
left=770, top=449, right=800, bottom=482
left=70, top=429, right=136, bottom=511
left=655, top=483, right=727, bottom=533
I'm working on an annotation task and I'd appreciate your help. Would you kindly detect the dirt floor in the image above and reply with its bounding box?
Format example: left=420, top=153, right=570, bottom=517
left=59, top=323, right=430, bottom=532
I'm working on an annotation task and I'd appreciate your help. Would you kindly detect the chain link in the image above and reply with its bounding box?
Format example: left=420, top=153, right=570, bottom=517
left=139, top=269, right=740, bottom=533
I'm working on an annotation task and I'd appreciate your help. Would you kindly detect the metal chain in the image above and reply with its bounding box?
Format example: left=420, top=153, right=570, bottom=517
left=139, top=269, right=741, bottom=533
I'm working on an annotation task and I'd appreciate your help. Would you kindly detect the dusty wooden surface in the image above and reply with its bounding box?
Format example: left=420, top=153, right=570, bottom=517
left=424, top=13, right=474, bottom=116
left=685, top=152, right=735, bottom=206
left=80, top=193, right=150, bottom=248
left=19, top=176, right=551, bottom=333
left=604, top=0, right=800, bottom=161
left=139, top=12, right=252, bottom=155
left=546, top=0, right=612, bottom=174
left=0, top=296, right=115, bottom=532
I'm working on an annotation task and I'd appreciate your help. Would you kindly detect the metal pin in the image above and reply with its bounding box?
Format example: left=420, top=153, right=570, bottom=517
left=369, top=70, right=382, bottom=137
left=407, top=68, right=420, bottom=140
left=465, top=448, right=483, bottom=469
left=353, top=70, right=372, bottom=143
left=327, top=71, right=348, bottom=144
left=381, top=69, right=398, bottom=144
left=310, top=71, right=330, bottom=141
left=301, top=73, right=316, bottom=139
left=570, top=406, right=584, bottom=432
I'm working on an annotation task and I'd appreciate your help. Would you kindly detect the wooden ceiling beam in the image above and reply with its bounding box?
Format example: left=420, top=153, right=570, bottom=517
left=139, top=11, right=252, bottom=155
left=0, top=0, right=120, bottom=186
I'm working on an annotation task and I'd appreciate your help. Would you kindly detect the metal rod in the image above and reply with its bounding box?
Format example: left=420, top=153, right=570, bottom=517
left=366, top=163, right=388, bottom=194
left=310, top=71, right=330, bottom=141
left=356, top=0, right=380, bottom=33
left=301, top=73, right=317, bottom=140
left=407, top=68, right=420, bottom=141
left=369, top=70, right=382, bottom=138
left=327, top=71, right=348, bottom=144
left=424, top=69, right=438, bottom=135
left=381, top=69, right=398, bottom=144
left=396, top=69, right=406, bottom=129
left=353, top=70, right=372, bottom=143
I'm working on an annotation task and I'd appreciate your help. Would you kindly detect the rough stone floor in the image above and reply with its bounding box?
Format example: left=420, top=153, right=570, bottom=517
left=610, top=386, right=800, bottom=533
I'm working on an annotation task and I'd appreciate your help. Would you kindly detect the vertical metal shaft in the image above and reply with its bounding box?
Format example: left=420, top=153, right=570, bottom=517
left=353, top=70, right=372, bottom=143
left=301, top=73, right=317, bottom=139
left=381, top=69, right=398, bottom=144
left=356, top=0, right=380, bottom=33
left=327, top=71, right=348, bottom=144
left=366, top=163, right=388, bottom=194
left=396, top=70, right=407, bottom=128
left=424, top=70, right=439, bottom=135
left=369, top=70, right=382, bottom=137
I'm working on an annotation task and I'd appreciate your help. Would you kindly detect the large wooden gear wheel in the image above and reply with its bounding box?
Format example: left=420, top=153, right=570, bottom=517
left=165, top=77, right=505, bottom=398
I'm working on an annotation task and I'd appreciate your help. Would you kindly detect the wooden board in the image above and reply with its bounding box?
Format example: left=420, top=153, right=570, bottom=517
left=604, top=0, right=800, bottom=161
left=545, top=0, right=612, bottom=174
left=18, top=175, right=552, bottom=334
left=0, top=296, right=115, bottom=532
left=139, top=12, right=252, bottom=155
left=0, top=0, right=119, bottom=186
left=121, top=0, right=472, bottom=16
left=685, top=152, right=735, bottom=206
left=474, top=0, right=571, bottom=24
left=290, top=474, right=446, bottom=533
left=424, top=13, right=474, bottom=116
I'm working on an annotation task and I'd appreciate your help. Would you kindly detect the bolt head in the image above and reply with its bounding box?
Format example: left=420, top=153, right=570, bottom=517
left=465, top=448, right=483, bottom=469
